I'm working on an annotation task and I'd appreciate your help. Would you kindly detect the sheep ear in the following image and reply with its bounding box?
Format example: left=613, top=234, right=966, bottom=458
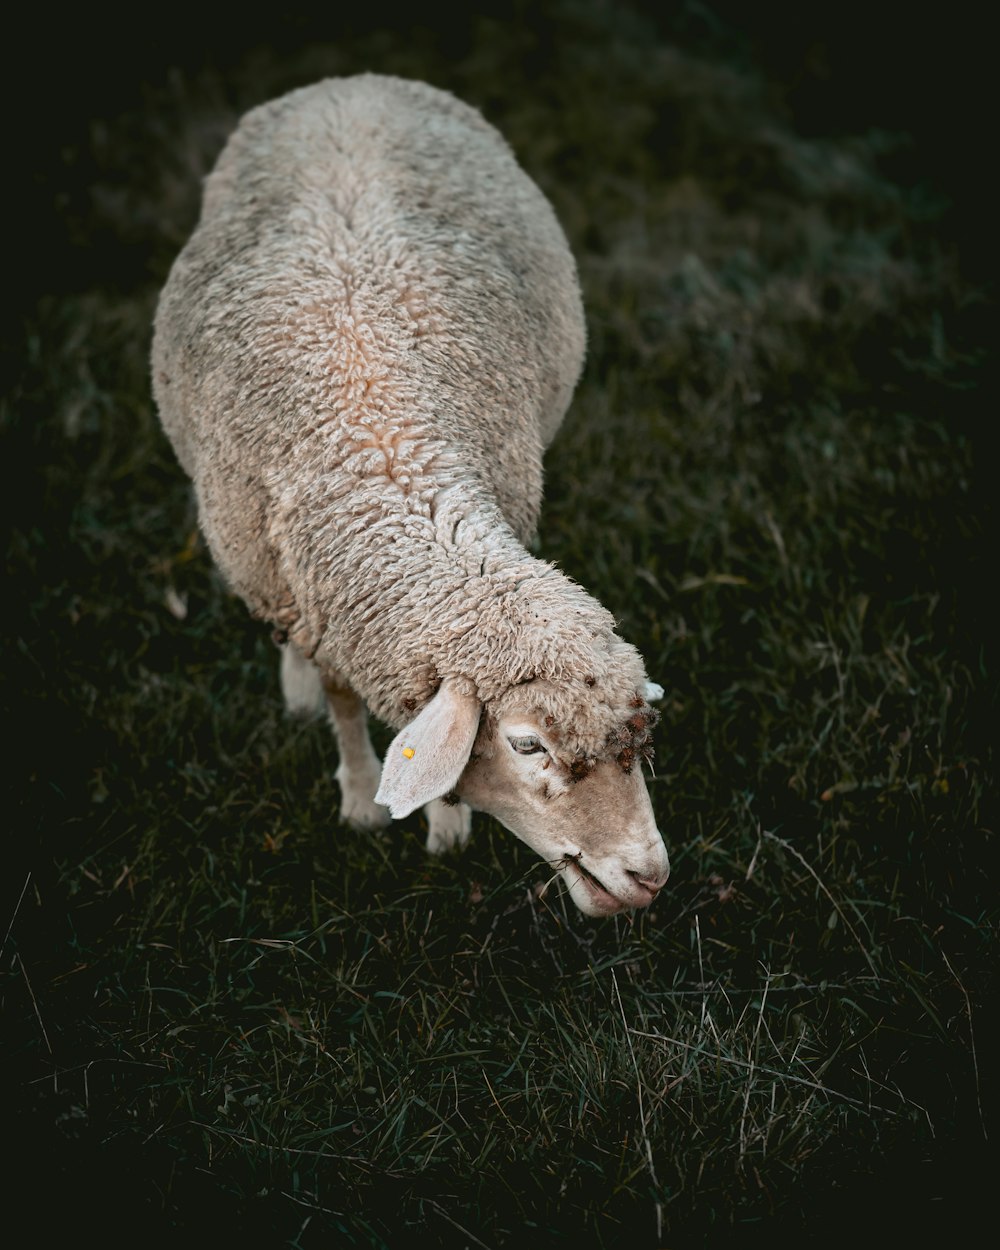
left=643, top=681, right=665, bottom=703
left=375, top=679, right=482, bottom=819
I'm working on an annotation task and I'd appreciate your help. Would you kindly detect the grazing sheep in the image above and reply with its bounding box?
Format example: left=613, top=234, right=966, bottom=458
left=152, top=73, right=670, bottom=917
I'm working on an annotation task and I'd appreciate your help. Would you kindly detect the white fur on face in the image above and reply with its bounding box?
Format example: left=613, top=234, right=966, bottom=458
left=456, top=713, right=670, bottom=916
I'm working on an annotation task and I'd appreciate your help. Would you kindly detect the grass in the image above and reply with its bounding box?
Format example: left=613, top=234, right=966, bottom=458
left=3, top=3, right=995, bottom=1246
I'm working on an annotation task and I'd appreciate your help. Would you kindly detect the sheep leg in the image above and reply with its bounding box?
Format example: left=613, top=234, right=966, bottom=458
left=280, top=644, right=469, bottom=844
left=280, top=643, right=390, bottom=830
left=279, top=640, right=327, bottom=718
left=320, top=675, right=392, bottom=831
left=424, top=798, right=473, bottom=855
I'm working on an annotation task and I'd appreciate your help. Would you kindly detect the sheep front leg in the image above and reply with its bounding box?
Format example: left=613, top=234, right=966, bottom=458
left=279, top=643, right=390, bottom=830
left=280, top=646, right=469, bottom=845
left=424, top=798, right=472, bottom=854
left=321, top=675, right=392, bottom=832
left=279, top=638, right=327, bottom=718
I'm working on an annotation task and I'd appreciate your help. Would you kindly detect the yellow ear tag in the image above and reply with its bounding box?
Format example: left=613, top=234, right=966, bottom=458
left=402, top=746, right=415, bottom=759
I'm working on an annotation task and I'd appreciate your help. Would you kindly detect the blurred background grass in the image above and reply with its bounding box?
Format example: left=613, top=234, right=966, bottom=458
left=3, top=3, right=995, bottom=1246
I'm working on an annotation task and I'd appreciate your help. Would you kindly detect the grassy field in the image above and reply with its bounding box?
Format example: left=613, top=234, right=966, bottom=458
left=4, top=4, right=995, bottom=1246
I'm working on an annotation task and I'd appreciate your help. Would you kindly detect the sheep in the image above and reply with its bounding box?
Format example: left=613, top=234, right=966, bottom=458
left=151, top=73, right=670, bottom=917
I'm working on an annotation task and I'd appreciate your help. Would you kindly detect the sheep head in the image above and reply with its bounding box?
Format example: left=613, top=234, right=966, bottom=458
left=375, top=674, right=670, bottom=917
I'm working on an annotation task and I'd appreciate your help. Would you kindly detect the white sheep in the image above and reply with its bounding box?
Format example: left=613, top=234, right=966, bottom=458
left=152, top=73, right=670, bottom=917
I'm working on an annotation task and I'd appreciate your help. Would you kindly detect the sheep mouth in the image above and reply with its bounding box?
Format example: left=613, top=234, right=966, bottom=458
left=561, top=855, right=628, bottom=915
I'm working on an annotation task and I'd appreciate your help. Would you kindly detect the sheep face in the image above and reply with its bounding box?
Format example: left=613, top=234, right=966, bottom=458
left=456, top=713, right=671, bottom=917
left=375, top=678, right=670, bottom=917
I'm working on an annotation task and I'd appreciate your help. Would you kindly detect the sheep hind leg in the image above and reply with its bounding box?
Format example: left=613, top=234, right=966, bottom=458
left=424, top=798, right=472, bottom=854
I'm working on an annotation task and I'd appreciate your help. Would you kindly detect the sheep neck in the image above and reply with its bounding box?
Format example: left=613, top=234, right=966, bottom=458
left=305, top=480, right=622, bottom=734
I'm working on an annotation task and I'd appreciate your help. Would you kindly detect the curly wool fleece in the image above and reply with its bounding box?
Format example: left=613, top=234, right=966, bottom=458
left=152, top=74, right=657, bottom=767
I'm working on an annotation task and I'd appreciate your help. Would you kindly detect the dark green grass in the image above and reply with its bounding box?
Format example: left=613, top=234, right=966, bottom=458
left=4, top=4, right=996, bottom=1247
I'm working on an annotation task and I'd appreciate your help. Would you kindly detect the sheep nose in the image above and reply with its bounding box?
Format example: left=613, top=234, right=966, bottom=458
left=628, top=867, right=670, bottom=897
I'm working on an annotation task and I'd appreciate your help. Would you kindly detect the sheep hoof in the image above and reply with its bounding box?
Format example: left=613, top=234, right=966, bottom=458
left=424, top=798, right=472, bottom=854
left=335, top=764, right=391, bottom=831
left=341, top=796, right=392, bottom=831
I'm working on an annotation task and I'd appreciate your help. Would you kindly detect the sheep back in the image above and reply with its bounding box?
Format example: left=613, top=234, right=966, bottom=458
left=152, top=74, right=586, bottom=635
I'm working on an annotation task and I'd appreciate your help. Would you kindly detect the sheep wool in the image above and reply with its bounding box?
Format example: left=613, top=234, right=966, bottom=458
left=152, top=74, right=670, bottom=917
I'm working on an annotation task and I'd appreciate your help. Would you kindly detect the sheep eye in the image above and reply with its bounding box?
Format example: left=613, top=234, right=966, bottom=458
left=510, top=735, right=546, bottom=755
